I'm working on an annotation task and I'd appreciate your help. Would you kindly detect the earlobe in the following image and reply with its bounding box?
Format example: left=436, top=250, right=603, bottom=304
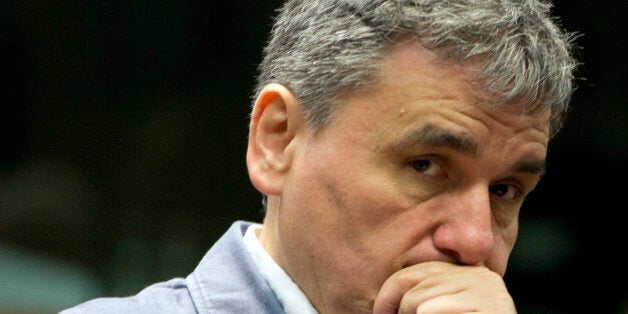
left=246, top=84, right=305, bottom=197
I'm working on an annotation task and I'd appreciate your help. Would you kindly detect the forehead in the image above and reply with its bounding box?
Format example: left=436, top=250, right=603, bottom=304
left=321, top=39, right=550, bottom=153
left=377, top=40, right=486, bottom=105
left=327, top=40, right=485, bottom=123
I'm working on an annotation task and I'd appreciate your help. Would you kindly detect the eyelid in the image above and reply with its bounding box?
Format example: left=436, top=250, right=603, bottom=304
left=491, top=181, right=524, bottom=202
left=407, top=155, right=448, bottom=177
left=406, top=154, right=443, bottom=167
left=506, top=175, right=541, bottom=197
left=411, top=154, right=447, bottom=165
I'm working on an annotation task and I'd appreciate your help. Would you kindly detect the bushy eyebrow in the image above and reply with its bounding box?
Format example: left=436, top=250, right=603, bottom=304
left=395, top=124, right=478, bottom=157
left=513, top=159, right=546, bottom=176
left=394, top=124, right=547, bottom=176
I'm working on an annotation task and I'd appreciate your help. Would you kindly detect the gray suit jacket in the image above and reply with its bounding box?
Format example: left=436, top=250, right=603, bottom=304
left=60, top=221, right=285, bottom=313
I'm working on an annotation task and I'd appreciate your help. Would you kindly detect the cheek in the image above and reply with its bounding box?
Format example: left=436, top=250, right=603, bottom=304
left=311, top=163, right=432, bottom=265
left=290, top=145, right=407, bottom=250
left=488, top=222, right=519, bottom=275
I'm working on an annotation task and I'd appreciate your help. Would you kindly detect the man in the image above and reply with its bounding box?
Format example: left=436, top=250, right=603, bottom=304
left=61, top=0, right=577, bottom=313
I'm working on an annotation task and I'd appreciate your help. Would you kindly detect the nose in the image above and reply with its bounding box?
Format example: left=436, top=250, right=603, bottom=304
left=432, top=183, right=495, bottom=265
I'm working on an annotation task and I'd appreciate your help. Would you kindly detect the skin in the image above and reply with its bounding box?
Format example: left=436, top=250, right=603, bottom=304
left=247, top=40, right=550, bottom=313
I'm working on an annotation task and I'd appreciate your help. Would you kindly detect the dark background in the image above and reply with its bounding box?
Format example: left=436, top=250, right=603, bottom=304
left=0, top=1, right=625, bottom=313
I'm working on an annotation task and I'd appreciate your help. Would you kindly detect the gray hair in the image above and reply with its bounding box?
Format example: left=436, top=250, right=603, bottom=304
left=254, top=0, right=578, bottom=137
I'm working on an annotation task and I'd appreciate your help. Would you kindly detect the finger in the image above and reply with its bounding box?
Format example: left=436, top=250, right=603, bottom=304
left=414, top=288, right=516, bottom=314
left=396, top=268, right=516, bottom=314
left=373, top=261, right=459, bottom=314
left=414, top=294, right=477, bottom=314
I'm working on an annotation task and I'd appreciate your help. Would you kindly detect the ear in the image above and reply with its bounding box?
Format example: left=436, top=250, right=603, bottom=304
left=246, top=83, right=306, bottom=197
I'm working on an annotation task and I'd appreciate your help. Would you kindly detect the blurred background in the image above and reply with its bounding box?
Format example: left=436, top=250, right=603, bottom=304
left=0, top=1, right=625, bottom=313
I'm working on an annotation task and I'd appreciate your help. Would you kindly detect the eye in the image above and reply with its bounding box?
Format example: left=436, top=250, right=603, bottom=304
left=410, top=158, right=442, bottom=176
left=489, top=184, right=519, bottom=201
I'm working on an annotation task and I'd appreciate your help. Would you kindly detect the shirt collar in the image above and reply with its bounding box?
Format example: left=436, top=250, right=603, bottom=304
left=242, top=223, right=319, bottom=314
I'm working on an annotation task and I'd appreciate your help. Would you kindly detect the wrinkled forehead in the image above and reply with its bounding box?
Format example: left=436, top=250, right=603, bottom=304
left=383, top=39, right=552, bottom=119
left=321, top=39, right=552, bottom=136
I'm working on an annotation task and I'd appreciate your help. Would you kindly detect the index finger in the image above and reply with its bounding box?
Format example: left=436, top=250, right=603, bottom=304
left=372, top=261, right=459, bottom=314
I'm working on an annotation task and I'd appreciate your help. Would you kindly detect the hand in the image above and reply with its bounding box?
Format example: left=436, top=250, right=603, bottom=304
left=373, top=261, right=516, bottom=314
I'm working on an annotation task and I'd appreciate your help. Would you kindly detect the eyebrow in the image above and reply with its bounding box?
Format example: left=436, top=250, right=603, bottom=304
left=396, top=124, right=479, bottom=157
left=513, top=159, right=546, bottom=176
left=395, top=124, right=547, bottom=176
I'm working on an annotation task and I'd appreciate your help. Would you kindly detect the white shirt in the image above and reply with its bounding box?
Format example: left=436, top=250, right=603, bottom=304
left=242, top=224, right=319, bottom=314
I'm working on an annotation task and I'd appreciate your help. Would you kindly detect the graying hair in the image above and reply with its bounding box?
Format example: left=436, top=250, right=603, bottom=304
left=254, top=0, right=578, bottom=137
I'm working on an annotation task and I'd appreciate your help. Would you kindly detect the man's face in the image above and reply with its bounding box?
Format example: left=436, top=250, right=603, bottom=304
left=272, top=41, right=550, bottom=312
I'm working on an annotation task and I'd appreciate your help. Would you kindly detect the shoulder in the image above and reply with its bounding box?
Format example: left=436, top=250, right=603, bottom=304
left=59, top=221, right=281, bottom=314
left=59, top=278, right=196, bottom=314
